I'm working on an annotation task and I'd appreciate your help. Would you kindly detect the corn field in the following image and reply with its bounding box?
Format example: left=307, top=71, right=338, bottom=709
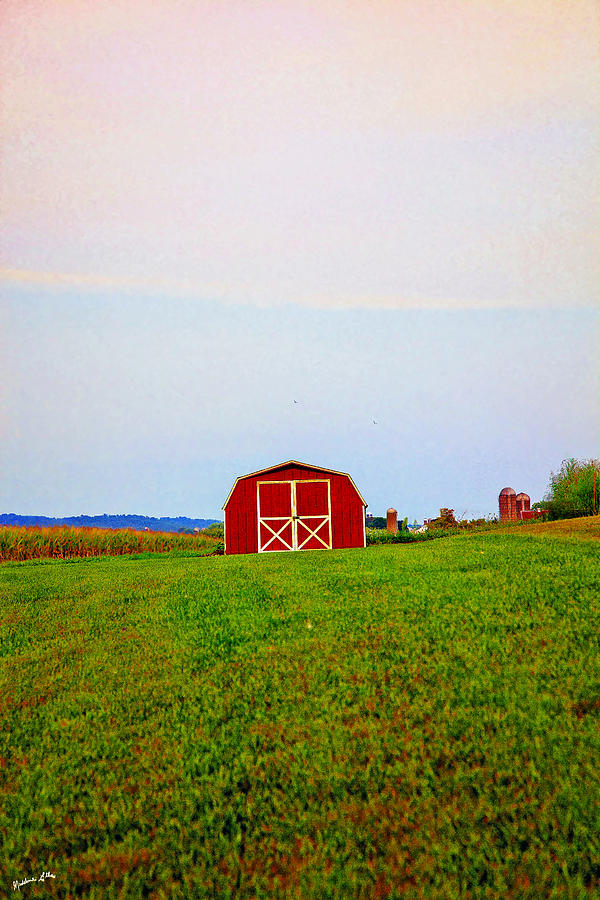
left=0, top=525, right=222, bottom=563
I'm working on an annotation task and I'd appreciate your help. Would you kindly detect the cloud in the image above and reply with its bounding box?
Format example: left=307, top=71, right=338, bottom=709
left=1, top=267, right=595, bottom=311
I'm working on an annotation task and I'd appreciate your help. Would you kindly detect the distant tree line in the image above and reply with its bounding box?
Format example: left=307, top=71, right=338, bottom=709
left=0, top=513, right=220, bottom=533
left=367, top=516, right=409, bottom=530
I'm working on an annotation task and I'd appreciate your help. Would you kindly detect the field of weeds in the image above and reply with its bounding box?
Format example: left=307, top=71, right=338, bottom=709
left=500, top=514, right=600, bottom=541
left=0, top=525, right=223, bottom=563
left=1, top=519, right=599, bottom=898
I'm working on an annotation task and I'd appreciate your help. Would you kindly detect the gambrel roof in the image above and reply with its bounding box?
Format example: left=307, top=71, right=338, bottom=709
left=222, top=460, right=367, bottom=509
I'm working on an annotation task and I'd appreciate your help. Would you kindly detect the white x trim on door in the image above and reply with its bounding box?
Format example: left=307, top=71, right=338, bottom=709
left=259, top=518, right=294, bottom=552
left=296, top=516, right=330, bottom=550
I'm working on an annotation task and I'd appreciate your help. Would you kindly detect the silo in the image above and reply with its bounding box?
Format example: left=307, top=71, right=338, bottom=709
left=386, top=508, right=398, bottom=533
left=515, top=492, right=531, bottom=519
left=499, top=487, right=517, bottom=521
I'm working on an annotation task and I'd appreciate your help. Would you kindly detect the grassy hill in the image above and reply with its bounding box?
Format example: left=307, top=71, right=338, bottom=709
left=1, top=518, right=599, bottom=898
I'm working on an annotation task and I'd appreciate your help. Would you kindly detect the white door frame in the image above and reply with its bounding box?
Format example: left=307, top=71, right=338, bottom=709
left=257, top=479, right=332, bottom=552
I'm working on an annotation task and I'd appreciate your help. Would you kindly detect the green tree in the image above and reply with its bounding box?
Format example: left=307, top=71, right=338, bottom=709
left=542, top=458, right=600, bottom=520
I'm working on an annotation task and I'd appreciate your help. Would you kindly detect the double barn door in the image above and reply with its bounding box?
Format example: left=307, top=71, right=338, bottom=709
left=257, top=480, right=332, bottom=552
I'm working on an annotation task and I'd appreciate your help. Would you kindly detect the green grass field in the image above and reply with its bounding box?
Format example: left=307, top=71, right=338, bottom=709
left=1, top=518, right=599, bottom=898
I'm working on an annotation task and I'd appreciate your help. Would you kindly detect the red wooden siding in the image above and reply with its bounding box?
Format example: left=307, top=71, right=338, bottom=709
left=223, top=461, right=366, bottom=555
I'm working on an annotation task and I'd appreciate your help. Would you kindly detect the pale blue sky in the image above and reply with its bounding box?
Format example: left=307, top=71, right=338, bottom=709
left=2, top=289, right=597, bottom=521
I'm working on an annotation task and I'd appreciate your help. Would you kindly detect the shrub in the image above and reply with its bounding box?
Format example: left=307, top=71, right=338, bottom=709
left=365, top=528, right=439, bottom=545
left=201, top=522, right=225, bottom=538
left=426, top=508, right=459, bottom=530
left=540, top=458, right=600, bottom=520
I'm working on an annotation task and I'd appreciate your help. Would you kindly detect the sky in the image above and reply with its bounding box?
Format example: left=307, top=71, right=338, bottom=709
left=1, top=0, right=598, bottom=522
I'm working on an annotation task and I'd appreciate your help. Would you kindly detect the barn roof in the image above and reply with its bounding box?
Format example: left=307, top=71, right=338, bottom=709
left=222, top=460, right=367, bottom=509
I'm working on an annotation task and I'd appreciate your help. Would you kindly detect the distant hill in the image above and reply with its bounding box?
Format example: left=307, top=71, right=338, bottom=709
left=0, top=513, right=220, bottom=533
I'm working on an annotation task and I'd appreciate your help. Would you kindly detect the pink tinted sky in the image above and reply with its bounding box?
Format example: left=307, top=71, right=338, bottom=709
left=2, top=0, right=598, bottom=308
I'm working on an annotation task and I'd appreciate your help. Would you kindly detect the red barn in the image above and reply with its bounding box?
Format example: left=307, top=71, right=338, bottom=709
left=223, top=460, right=367, bottom=555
